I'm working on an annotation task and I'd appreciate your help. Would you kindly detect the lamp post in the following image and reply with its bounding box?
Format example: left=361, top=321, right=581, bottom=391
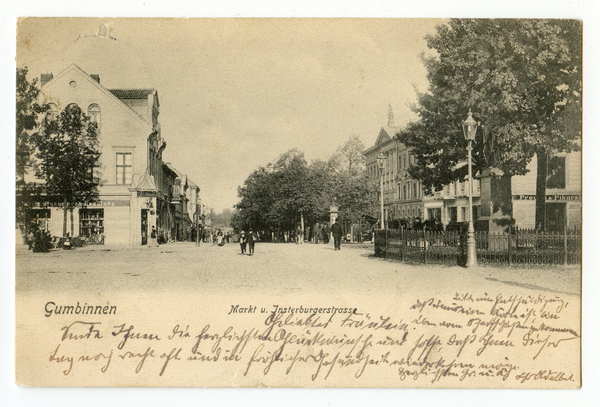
left=462, top=109, right=478, bottom=267
left=377, top=152, right=386, bottom=230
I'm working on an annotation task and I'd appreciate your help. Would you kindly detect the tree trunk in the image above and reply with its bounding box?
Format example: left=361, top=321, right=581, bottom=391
left=63, top=199, right=68, bottom=237
left=535, top=148, right=548, bottom=231
left=70, top=207, right=75, bottom=237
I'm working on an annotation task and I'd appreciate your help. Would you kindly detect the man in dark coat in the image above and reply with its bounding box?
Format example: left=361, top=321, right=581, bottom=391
left=331, top=219, right=343, bottom=251
left=322, top=224, right=330, bottom=244
left=248, top=229, right=258, bottom=255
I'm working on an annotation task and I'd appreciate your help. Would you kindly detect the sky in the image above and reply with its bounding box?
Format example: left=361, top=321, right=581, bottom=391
left=16, top=18, right=440, bottom=212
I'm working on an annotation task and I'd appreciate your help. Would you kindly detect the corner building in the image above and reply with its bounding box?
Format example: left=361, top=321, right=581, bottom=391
left=31, top=64, right=192, bottom=245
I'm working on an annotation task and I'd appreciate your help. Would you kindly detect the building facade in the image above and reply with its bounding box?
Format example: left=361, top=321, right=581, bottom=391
left=24, top=64, right=202, bottom=245
left=363, top=109, right=580, bottom=231
left=364, top=107, right=481, bottom=228
left=511, top=151, right=582, bottom=231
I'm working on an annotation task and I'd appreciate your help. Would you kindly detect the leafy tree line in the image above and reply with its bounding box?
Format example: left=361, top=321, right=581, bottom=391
left=231, top=136, right=377, bottom=236
left=402, top=19, right=581, bottom=230
left=16, top=67, right=101, bottom=238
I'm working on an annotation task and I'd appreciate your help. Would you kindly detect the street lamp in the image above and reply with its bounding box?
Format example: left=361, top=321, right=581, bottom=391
left=377, top=152, right=387, bottom=230
left=462, top=109, right=478, bottom=267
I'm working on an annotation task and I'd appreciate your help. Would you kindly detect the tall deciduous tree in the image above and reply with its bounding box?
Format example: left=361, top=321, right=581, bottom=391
left=33, top=104, right=101, bottom=237
left=329, top=135, right=375, bottom=225
left=234, top=140, right=376, bottom=236
left=404, top=19, right=581, bottom=229
left=16, top=67, right=47, bottom=230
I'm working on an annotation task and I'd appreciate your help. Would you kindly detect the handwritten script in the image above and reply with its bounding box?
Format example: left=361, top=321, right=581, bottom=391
left=44, top=292, right=579, bottom=387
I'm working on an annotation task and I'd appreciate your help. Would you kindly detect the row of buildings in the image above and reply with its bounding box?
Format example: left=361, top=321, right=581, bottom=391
left=364, top=107, right=581, bottom=232
left=20, top=64, right=204, bottom=245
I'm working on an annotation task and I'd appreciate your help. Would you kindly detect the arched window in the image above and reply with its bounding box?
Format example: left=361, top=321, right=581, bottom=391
left=66, top=103, right=80, bottom=116
left=46, top=103, right=58, bottom=121
left=88, top=104, right=101, bottom=131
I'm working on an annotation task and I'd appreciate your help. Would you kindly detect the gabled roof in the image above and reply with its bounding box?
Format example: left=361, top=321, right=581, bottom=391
left=39, top=64, right=149, bottom=127
left=163, top=163, right=178, bottom=179
left=165, top=163, right=188, bottom=185
left=131, top=168, right=157, bottom=192
left=377, top=126, right=400, bottom=144
left=109, top=89, right=156, bottom=99
left=363, top=125, right=402, bottom=155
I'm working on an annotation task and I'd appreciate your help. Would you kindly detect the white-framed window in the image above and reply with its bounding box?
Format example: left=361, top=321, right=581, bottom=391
left=115, top=152, right=133, bottom=185
left=88, top=104, right=101, bottom=131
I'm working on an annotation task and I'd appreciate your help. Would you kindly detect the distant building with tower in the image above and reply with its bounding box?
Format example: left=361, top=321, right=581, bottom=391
left=363, top=106, right=580, bottom=230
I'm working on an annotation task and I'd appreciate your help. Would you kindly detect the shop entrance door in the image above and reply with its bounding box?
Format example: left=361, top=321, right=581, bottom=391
left=546, top=203, right=565, bottom=232
left=141, top=209, right=148, bottom=245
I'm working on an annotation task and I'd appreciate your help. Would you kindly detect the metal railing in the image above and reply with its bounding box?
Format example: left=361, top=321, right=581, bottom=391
left=374, top=227, right=581, bottom=266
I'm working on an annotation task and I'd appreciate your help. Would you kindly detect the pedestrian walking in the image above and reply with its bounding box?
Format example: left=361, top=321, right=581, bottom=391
left=296, top=225, right=302, bottom=244
left=149, top=226, right=159, bottom=247
left=331, top=219, right=343, bottom=251
left=217, top=229, right=225, bottom=246
left=248, top=229, right=257, bottom=255
left=314, top=223, right=320, bottom=244
left=323, top=223, right=330, bottom=244
left=239, top=231, right=247, bottom=254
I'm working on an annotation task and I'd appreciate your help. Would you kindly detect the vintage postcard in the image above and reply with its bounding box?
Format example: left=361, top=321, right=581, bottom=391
left=14, top=17, right=582, bottom=391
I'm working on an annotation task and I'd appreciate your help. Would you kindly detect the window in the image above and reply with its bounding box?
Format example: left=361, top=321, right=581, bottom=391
left=88, top=104, right=101, bottom=131
left=449, top=207, right=458, bottom=223
left=79, top=208, right=104, bottom=238
left=116, top=152, right=132, bottom=184
left=547, top=156, right=566, bottom=189
left=413, top=182, right=417, bottom=199
left=46, top=103, right=58, bottom=121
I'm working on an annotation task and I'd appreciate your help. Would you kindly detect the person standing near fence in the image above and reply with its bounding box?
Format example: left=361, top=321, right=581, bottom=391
left=331, top=219, right=342, bottom=251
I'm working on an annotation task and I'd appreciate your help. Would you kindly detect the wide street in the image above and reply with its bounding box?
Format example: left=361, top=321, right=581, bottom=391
left=16, top=240, right=580, bottom=298
left=14, top=239, right=582, bottom=389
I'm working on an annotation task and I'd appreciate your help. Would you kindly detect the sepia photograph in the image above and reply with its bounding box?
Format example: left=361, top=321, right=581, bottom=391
left=4, top=1, right=598, bottom=405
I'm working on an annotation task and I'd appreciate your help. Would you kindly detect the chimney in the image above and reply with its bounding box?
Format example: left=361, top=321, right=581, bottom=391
left=90, top=74, right=100, bottom=83
left=40, top=73, right=53, bottom=87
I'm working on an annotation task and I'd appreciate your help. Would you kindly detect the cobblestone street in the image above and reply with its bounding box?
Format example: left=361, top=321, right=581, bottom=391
left=16, top=240, right=580, bottom=298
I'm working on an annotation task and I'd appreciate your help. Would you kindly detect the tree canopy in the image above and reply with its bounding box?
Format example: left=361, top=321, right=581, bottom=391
left=16, top=67, right=46, bottom=180
left=403, top=19, right=582, bottom=197
left=232, top=137, right=376, bottom=234
left=33, top=104, right=101, bottom=236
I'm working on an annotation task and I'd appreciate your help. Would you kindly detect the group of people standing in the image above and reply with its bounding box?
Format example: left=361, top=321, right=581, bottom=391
left=295, top=219, right=343, bottom=250
left=238, top=230, right=258, bottom=255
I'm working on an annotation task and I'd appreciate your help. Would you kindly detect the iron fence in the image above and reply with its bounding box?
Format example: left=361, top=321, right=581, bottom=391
left=374, top=227, right=581, bottom=266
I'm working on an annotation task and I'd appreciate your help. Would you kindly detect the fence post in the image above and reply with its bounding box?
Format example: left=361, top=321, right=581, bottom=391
left=564, top=226, right=568, bottom=265
left=400, top=227, right=404, bottom=262
left=508, top=227, right=512, bottom=266
left=385, top=228, right=388, bottom=259
left=423, top=225, right=427, bottom=264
